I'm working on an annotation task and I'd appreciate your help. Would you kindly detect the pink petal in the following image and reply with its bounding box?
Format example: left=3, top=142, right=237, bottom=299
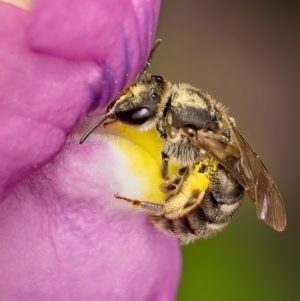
left=0, top=136, right=181, bottom=300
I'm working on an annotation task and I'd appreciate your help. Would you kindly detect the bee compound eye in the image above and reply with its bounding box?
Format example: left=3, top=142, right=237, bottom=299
left=116, top=107, right=151, bottom=125
left=182, top=124, right=198, bottom=138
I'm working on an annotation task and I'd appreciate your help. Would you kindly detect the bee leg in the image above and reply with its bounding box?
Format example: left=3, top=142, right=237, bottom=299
left=161, top=151, right=170, bottom=180
left=160, top=167, right=189, bottom=194
left=114, top=193, right=164, bottom=215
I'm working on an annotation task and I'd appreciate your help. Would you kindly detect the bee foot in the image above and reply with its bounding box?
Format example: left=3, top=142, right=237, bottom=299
left=114, top=193, right=142, bottom=208
left=114, top=193, right=164, bottom=215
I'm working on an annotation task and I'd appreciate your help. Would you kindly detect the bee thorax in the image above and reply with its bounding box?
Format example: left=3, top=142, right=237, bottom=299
left=163, top=138, right=202, bottom=167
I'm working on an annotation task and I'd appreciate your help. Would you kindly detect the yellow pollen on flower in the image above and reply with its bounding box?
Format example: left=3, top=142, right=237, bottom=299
left=114, top=137, right=165, bottom=203
left=105, top=122, right=164, bottom=166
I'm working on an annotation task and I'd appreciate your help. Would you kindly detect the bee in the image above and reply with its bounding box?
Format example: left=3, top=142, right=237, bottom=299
left=80, top=40, right=286, bottom=242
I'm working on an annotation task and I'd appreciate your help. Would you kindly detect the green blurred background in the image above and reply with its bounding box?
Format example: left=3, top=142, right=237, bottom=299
left=152, top=1, right=300, bottom=300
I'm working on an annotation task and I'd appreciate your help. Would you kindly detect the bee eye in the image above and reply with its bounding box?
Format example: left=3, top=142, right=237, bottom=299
left=116, top=107, right=151, bottom=125
left=182, top=124, right=197, bottom=138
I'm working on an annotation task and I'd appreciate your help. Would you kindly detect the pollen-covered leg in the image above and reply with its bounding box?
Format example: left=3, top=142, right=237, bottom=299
left=114, top=193, right=164, bottom=215
left=160, top=167, right=189, bottom=194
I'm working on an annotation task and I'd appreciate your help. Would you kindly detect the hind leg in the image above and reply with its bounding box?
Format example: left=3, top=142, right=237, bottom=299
left=114, top=193, right=165, bottom=215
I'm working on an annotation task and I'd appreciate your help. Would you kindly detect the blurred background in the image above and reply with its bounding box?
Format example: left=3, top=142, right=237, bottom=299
left=152, top=1, right=300, bottom=300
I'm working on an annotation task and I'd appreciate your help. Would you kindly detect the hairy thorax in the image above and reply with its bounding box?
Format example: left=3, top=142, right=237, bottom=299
left=162, top=133, right=204, bottom=167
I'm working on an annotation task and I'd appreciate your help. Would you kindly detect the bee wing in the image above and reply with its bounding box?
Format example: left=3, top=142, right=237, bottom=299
left=193, top=127, right=286, bottom=231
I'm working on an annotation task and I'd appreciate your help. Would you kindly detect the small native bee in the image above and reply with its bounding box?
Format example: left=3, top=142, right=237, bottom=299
left=80, top=40, right=286, bottom=242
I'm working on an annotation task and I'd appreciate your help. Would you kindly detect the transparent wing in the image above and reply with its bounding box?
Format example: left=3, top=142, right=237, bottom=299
left=192, top=127, right=286, bottom=231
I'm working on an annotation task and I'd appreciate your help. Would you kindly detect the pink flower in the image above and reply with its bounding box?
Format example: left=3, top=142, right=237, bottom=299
left=0, top=0, right=161, bottom=200
left=0, top=1, right=181, bottom=300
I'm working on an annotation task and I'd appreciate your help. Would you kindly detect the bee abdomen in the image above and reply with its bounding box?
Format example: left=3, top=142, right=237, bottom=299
left=202, top=166, right=244, bottom=223
left=151, top=165, right=244, bottom=244
left=151, top=209, right=230, bottom=244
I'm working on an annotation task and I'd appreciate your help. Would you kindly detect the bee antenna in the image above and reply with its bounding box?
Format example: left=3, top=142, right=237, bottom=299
left=79, top=112, right=115, bottom=144
left=142, top=39, right=162, bottom=73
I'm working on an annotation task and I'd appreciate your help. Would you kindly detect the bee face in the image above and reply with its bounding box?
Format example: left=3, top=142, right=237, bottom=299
left=112, top=73, right=172, bottom=131
left=80, top=40, right=286, bottom=241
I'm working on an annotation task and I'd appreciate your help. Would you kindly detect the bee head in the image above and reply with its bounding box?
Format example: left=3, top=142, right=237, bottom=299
left=79, top=73, right=171, bottom=144
left=112, top=73, right=172, bottom=130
